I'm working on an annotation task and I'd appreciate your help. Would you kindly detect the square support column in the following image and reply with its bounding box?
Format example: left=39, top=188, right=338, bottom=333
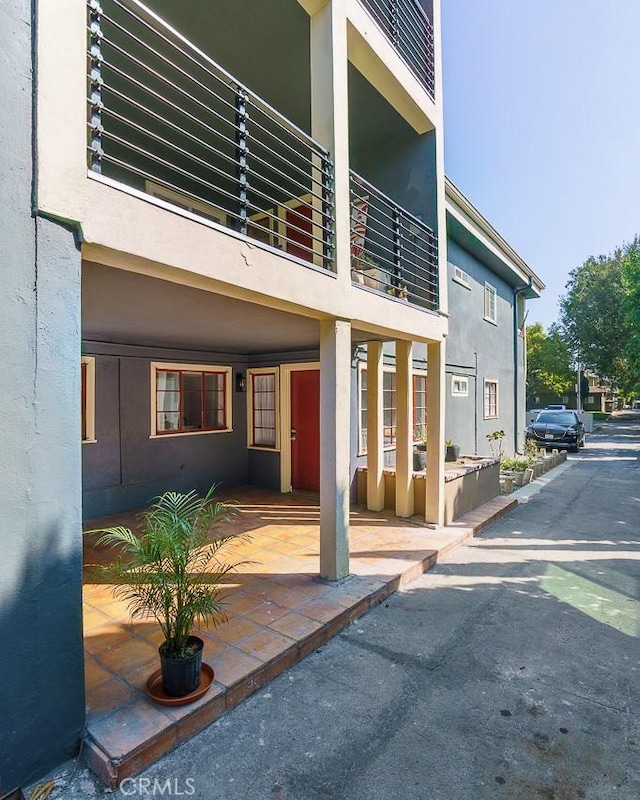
left=425, top=340, right=446, bottom=525
left=319, top=318, right=351, bottom=581
left=366, top=341, right=384, bottom=512
left=395, top=340, right=414, bottom=517
left=310, top=0, right=350, bottom=285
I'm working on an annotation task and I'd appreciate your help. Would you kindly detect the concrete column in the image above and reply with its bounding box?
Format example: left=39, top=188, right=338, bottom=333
left=425, top=340, right=446, bottom=525
left=395, top=340, right=414, bottom=517
left=366, top=341, right=385, bottom=511
left=319, top=318, right=351, bottom=581
left=310, top=0, right=351, bottom=285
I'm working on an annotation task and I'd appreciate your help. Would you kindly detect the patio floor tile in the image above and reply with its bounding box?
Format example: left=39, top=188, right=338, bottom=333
left=82, top=487, right=516, bottom=787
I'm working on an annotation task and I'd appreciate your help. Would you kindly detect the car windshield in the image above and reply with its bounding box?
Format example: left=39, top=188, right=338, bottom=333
left=535, top=412, right=577, bottom=425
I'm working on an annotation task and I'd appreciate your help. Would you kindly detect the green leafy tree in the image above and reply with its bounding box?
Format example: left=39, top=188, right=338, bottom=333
left=526, top=322, right=574, bottom=397
left=622, top=237, right=640, bottom=396
left=559, top=248, right=629, bottom=390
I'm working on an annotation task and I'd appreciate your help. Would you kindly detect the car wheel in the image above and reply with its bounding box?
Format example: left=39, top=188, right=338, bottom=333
left=570, top=443, right=579, bottom=453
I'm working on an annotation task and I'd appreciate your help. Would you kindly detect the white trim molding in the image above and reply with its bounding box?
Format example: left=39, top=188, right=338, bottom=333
left=149, top=361, right=233, bottom=438
left=81, top=355, right=96, bottom=443
left=246, top=367, right=281, bottom=451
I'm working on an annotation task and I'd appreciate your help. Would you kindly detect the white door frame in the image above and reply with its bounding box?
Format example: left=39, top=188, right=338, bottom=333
left=279, top=362, right=321, bottom=493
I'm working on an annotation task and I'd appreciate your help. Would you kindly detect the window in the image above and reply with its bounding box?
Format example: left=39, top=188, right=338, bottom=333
left=248, top=368, right=279, bottom=449
left=383, top=371, right=396, bottom=447
left=451, top=375, right=469, bottom=397
left=484, top=283, right=497, bottom=324
left=151, top=363, right=232, bottom=436
left=451, top=264, right=471, bottom=289
left=360, top=367, right=368, bottom=453
left=358, top=367, right=427, bottom=453
left=81, top=356, right=96, bottom=442
left=484, top=379, right=498, bottom=419
left=413, top=374, right=427, bottom=440
left=145, top=181, right=226, bottom=226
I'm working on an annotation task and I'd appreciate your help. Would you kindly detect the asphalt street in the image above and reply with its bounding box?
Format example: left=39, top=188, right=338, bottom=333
left=51, top=413, right=640, bottom=800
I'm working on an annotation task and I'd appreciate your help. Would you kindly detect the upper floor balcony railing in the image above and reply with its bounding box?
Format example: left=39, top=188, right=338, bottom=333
left=350, top=171, right=438, bottom=312
left=358, top=0, right=435, bottom=99
left=87, top=0, right=335, bottom=270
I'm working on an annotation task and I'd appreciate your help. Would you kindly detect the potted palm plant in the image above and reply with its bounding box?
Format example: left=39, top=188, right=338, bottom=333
left=87, top=486, right=244, bottom=700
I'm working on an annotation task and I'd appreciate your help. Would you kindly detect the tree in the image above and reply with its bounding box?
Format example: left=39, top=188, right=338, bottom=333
left=622, top=237, right=640, bottom=396
left=559, top=239, right=640, bottom=397
left=526, top=322, right=574, bottom=397
left=560, top=251, right=627, bottom=383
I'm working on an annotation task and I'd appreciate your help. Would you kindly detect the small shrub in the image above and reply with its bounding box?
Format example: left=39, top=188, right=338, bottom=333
left=592, top=411, right=610, bottom=421
left=486, top=429, right=506, bottom=458
left=500, top=457, right=530, bottom=473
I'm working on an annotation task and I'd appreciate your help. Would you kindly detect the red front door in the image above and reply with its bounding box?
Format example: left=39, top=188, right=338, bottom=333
left=290, top=369, right=320, bottom=493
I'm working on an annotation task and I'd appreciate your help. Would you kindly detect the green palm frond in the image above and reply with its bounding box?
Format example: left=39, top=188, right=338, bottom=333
left=85, top=486, right=247, bottom=657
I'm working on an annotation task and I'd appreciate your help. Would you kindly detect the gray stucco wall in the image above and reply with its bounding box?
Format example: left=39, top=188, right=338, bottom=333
left=0, top=1, right=85, bottom=786
left=446, top=238, right=519, bottom=456
left=82, top=344, right=251, bottom=520
left=349, top=64, right=438, bottom=231
left=81, top=347, right=322, bottom=519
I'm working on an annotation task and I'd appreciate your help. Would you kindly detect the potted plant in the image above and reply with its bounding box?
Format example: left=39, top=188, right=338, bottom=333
left=413, top=423, right=428, bottom=471
left=87, top=486, right=244, bottom=700
left=445, top=439, right=460, bottom=462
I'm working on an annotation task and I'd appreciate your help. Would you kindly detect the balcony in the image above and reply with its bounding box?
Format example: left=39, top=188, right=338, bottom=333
left=350, top=171, right=438, bottom=311
left=87, top=0, right=334, bottom=271
left=358, top=0, right=435, bottom=99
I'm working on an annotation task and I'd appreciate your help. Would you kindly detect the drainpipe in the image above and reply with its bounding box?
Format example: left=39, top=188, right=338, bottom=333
left=474, top=351, right=478, bottom=453
left=513, top=279, right=532, bottom=453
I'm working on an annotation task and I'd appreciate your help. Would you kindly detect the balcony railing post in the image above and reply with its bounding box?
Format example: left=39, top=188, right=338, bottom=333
left=392, top=207, right=402, bottom=289
left=322, top=156, right=333, bottom=269
left=390, top=0, right=398, bottom=44
left=88, top=0, right=104, bottom=174
left=235, top=87, right=248, bottom=236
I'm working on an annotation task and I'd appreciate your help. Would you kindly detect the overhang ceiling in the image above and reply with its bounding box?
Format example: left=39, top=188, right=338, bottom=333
left=82, top=262, right=381, bottom=354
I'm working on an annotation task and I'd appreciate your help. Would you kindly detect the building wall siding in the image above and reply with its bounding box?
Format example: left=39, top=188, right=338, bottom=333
left=0, top=1, right=85, bottom=785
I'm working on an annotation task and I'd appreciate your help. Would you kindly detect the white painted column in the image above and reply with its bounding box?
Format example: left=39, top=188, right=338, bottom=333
left=425, top=340, right=446, bottom=525
left=310, top=0, right=351, bottom=286
left=319, top=318, right=351, bottom=581
left=366, top=341, right=385, bottom=512
left=395, top=340, right=414, bottom=517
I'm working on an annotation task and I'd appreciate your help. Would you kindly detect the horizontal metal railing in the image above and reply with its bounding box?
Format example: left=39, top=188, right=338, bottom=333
left=359, top=0, right=435, bottom=99
left=87, top=0, right=335, bottom=270
left=350, top=171, right=438, bottom=311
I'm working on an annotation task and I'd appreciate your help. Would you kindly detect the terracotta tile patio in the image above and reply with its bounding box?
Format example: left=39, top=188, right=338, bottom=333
left=82, top=487, right=516, bottom=785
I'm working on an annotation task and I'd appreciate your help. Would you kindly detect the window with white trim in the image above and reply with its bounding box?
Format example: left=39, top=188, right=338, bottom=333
left=358, top=366, right=427, bottom=454
left=151, top=363, right=232, bottom=436
left=451, top=264, right=471, bottom=289
left=484, top=282, right=497, bottom=323
left=451, top=375, right=469, bottom=397
left=413, top=374, right=427, bottom=440
left=247, top=368, right=279, bottom=449
left=81, top=356, right=96, bottom=442
left=484, top=379, right=499, bottom=419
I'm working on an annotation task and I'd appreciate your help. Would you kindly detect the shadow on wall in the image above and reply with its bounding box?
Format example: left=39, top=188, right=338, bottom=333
left=0, top=525, right=85, bottom=791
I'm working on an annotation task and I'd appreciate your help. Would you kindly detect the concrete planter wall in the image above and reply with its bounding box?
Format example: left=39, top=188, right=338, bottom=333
left=356, top=457, right=500, bottom=524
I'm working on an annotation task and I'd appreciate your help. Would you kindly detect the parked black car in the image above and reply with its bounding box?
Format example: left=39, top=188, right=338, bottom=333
left=526, top=410, right=585, bottom=452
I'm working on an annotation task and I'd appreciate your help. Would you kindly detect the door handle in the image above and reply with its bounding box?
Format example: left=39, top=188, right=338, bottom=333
left=290, top=428, right=297, bottom=441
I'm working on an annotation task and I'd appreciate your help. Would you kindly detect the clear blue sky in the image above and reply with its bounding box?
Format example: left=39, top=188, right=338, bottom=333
left=441, top=0, right=640, bottom=331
